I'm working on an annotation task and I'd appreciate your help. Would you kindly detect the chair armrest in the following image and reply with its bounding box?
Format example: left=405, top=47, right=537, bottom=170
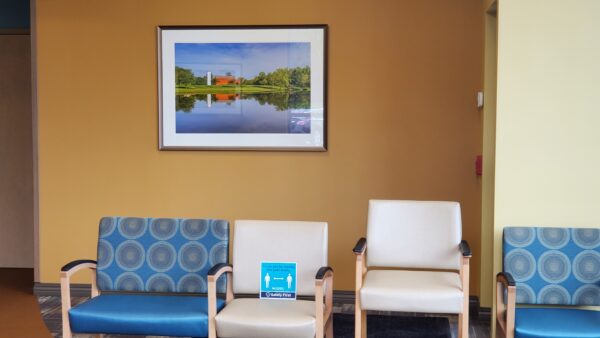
left=459, top=240, right=472, bottom=257
left=497, top=271, right=516, bottom=287
left=60, top=260, right=97, bottom=280
left=208, top=263, right=233, bottom=279
left=354, top=237, right=368, bottom=302
left=353, top=237, right=367, bottom=255
left=59, top=259, right=97, bottom=283
left=61, top=259, right=97, bottom=272
left=315, top=266, right=334, bottom=336
left=60, top=258, right=99, bottom=334
left=208, top=263, right=234, bottom=338
left=315, top=266, right=334, bottom=281
left=496, top=272, right=517, bottom=338
left=207, top=263, right=233, bottom=301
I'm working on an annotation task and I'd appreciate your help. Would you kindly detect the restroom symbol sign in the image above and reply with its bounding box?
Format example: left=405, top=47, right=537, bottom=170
left=260, top=261, right=297, bottom=300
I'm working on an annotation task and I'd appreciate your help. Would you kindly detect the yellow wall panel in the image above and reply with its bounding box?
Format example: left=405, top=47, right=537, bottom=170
left=493, top=0, right=600, bottom=325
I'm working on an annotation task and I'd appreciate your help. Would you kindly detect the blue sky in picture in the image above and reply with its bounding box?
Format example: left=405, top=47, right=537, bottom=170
left=175, top=43, right=310, bottom=79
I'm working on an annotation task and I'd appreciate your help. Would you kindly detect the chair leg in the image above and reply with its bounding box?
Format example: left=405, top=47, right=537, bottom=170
left=316, top=322, right=324, bottom=338
left=458, top=312, right=469, bottom=338
left=326, top=317, right=334, bottom=338
left=61, top=292, right=72, bottom=338
left=355, top=308, right=366, bottom=338
left=459, top=255, right=470, bottom=338
left=62, top=327, right=72, bottom=338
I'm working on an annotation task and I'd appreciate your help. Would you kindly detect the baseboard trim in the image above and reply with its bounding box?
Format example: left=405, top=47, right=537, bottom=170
left=478, top=306, right=491, bottom=321
left=34, top=282, right=91, bottom=297
left=34, top=282, right=489, bottom=320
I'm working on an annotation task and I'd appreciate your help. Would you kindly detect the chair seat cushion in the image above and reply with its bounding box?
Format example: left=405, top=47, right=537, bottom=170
left=515, top=308, right=600, bottom=338
left=215, top=298, right=316, bottom=338
left=360, top=270, right=464, bottom=313
left=69, top=294, right=225, bottom=337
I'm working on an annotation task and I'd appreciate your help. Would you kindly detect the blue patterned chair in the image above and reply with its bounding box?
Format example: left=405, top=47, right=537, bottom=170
left=60, top=217, right=229, bottom=338
left=496, top=227, right=600, bottom=338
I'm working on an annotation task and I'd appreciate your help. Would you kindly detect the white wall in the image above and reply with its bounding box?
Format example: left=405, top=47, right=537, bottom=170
left=0, top=34, right=34, bottom=268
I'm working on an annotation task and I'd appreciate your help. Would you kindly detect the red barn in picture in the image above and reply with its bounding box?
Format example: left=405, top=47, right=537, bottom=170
left=214, top=75, right=240, bottom=85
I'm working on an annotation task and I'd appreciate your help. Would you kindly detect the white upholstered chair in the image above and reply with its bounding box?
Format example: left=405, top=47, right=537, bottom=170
left=353, top=200, right=472, bottom=338
left=207, top=220, right=333, bottom=338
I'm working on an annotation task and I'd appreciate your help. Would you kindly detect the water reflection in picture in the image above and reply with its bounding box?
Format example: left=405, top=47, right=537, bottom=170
left=175, top=92, right=311, bottom=134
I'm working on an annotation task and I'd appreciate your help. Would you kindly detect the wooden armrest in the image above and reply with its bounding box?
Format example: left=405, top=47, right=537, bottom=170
left=315, top=266, right=334, bottom=281
left=60, top=259, right=98, bottom=337
left=496, top=272, right=517, bottom=338
left=60, top=260, right=97, bottom=278
left=315, top=266, right=334, bottom=338
left=207, top=263, right=234, bottom=338
left=354, top=238, right=367, bottom=291
left=208, top=263, right=233, bottom=281
left=497, top=271, right=516, bottom=287
left=353, top=238, right=367, bottom=255
left=354, top=238, right=368, bottom=337
left=59, top=259, right=98, bottom=296
left=61, top=259, right=97, bottom=272
left=459, top=240, right=472, bottom=257
left=207, top=263, right=233, bottom=303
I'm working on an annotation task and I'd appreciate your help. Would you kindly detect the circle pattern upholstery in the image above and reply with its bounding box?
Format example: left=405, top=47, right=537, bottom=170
left=538, top=251, right=570, bottom=283
left=99, top=217, right=116, bottom=238
left=115, top=272, right=144, bottom=292
left=538, top=285, right=571, bottom=305
left=179, top=242, right=208, bottom=272
left=96, top=217, right=229, bottom=293
left=181, top=219, right=210, bottom=240
left=573, top=284, right=600, bottom=305
left=505, top=249, right=537, bottom=282
left=146, top=273, right=176, bottom=292
left=118, top=217, right=147, bottom=239
left=178, top=273, right=207, bottom=293
left=97, top=271, right=113, bottom=290
left=97, top=239, right=114, bottom=270
left=504, top=227, right=536, bottom=247
left=537, top=228, right=570, bottom=249
left=503, top=226, right=600, bottom=306
left=211, top=220, right=229, bottom=240
left=116, top=240, right=145, bottom=271
left=147, top=242, right=177, bottom=272
left=573, top=228, right=600, bottom=249
left=515, top=284, right=536, bottom=304
left=150, top=218, right=178, bottom=240
left=209, top=241, right=228, bottom=267
left=572, top=250, right=600, bottom=283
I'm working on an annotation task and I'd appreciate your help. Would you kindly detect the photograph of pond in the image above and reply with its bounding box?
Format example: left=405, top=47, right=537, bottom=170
left=158, top=25, right=326, bottom=150
left=175, top=43, right=312, bottom=134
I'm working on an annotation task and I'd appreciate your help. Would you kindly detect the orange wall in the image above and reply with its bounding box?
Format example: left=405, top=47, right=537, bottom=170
left=35, top=0, right=483, bottom=292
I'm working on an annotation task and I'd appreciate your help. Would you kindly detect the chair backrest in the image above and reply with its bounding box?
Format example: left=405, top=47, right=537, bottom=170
left=96, top=216, right=229, bottom=293
left=232, top=220, right=328, bottom=296
left=366, top=200, right=462, bottom=270
left=503, top=227, right=600, bottom=306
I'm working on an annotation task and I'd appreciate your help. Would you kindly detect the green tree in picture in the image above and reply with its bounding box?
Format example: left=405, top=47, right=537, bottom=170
left=175, top=66, right=195, bottom=86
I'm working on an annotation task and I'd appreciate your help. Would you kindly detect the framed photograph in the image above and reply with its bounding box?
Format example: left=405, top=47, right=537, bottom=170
left=158, top=25, right=327, bottom=151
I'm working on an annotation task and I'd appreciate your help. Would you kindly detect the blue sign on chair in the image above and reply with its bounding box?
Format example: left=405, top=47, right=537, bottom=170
left=260, top=261, right=297, bottom=300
